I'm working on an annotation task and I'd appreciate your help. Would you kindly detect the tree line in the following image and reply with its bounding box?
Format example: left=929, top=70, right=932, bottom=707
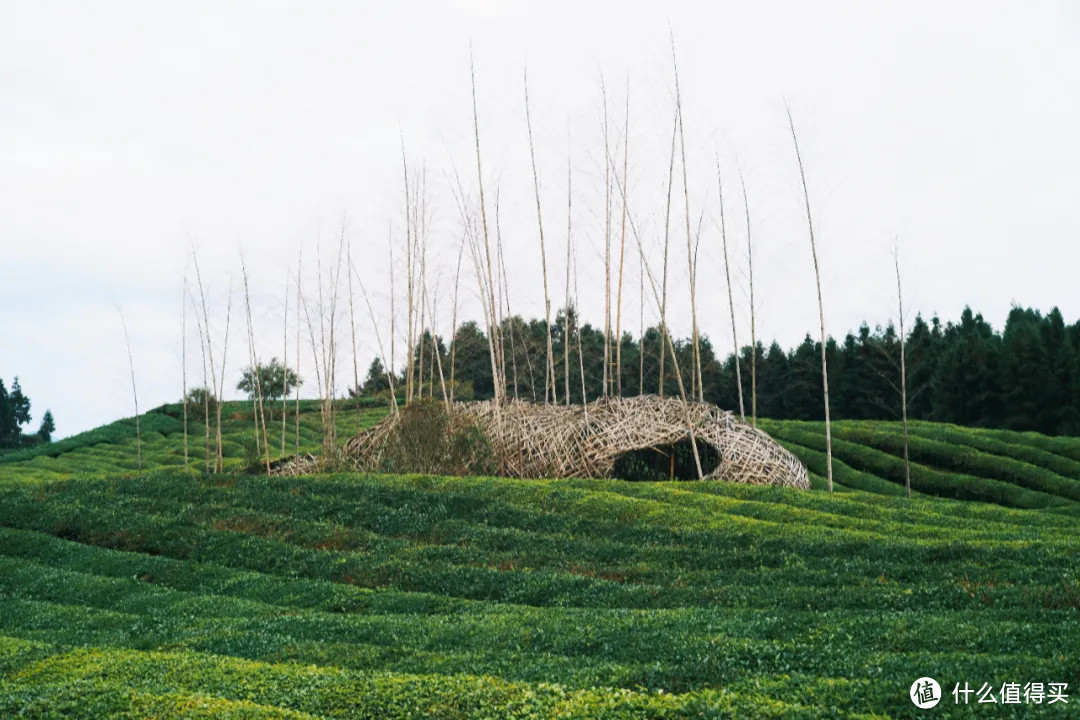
left=0, top=377, right=55, bottom=449
left=361, top=304, right=1080, bottom=437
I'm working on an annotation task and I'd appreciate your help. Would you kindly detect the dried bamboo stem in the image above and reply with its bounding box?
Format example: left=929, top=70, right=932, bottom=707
left=449, top=235, right=464, bottom=403
left=240, top=252, right=271, bottom=475
left=895, top=242, right=911, bottom=497
left=614, top=74, right=630, bottom=398
left=295, top=250, right=302, bottom=459
left=348, top=255, right=399, bottom=415
left=739, top=169, right=756, bottom=428
left=347, top=240, right=360, bottom=431
left=191, top=294, right=211, bottom=473
left=786, top=102, right=833, bottom=492
left=715, top=160, right=745, bottom=421
left=601, top=75, right=613, bottom=399
left=281, top=269, right=288, bottom=461
left=118, top=307, right=141, bottom=473
left=181, top=277, right=189, bottom=473
left=671, top=34, right=701, bottom=402
left=524, top=67, right=557, bottom=404
left=215, top=282, right=232, bottom=473
left=658, top=109, right=678, bottom=397
left=470, top=51, right=505, bottom=412
left=564, top=122, right=573, bottom=407
left=614, top=162, right=704, bottom=478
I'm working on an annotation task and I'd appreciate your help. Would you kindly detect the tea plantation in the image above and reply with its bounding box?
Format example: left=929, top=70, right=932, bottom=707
left=1, top=403, right=1078, bottom=717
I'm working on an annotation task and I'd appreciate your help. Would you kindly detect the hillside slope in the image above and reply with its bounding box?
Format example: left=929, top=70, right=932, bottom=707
left=1, top=405, right=1078, bottom=717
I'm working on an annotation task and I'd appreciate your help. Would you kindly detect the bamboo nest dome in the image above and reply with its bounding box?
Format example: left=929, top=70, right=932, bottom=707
left=342, top=395, right=810, bottom=489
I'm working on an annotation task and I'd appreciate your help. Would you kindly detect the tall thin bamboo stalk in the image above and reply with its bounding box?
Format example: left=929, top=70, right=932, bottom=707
left=388, top=228, right=396, bottom=397
left=281, top=270, right=289, bottom=461
left=895, top=243, right=911, bottom=497
left=638, top=254, right=645, bottom=396
left=449, top=235, right=464, bottom=403
left=564, top=122, right=573, bottom=407
left=739, top=169, right=757, bottom=427
left=470, top=51, right=505, bottom=410
left=671, top=34, right=701, bottom=402
left=571, top=233, right=587, bottom=418
left=181, top=278, right=189, bottom=473
left=424, top=283, right=450, bottom=409
left=614, top=75, right=630, bottom=398
left=215, top=282, right=232, bottom=473
left=118, top=308, right=141, bottom=473
left=614, top=175, right=704, bottom=479
left=348, top=256, right=399, bottom=415
left=191, top=295, right=211, bottom=473
left=601, top=76, right=613, bottom=399
left=240, top=253, right=271, bottom=475
left=347, top=240, right=360, bottom=432
left=524, top=68, right=557, bottom=404
left=190, top=246, right=220, bottom=471
left=417, top=171, right=428, bottom=401
left=786, top=102, right=833, bottom=492
left=493, top=191, right=517, bottom=400
left=402, top=152, right=415, bottom=405
left=295, top=250, right=302, bottom=458
left=715, top=160, right=745, bottom=421
left=658, top=109, right=678, bottom=397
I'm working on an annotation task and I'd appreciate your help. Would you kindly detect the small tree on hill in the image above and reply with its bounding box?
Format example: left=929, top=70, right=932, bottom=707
left=237, top=358, right=301, bottom=402
left=0, top=377, right=34, bottom=448
left=37, top=410, right=55, bottom=442
left=362, top=357, right=392, bottom=395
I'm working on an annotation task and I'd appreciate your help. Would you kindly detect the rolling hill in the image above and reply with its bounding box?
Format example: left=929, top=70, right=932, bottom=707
left=1, top=401, right=1078, bottom=718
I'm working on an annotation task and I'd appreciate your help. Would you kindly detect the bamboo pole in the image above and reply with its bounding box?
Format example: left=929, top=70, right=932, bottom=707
left=348, top=256, right=399, bottom=416
left=240, top=253, right=271, bottom=475
left=571, top=233, right=587, bottom=418
left=295, top=250, right=302, bottom=458
left=614, top=74, right=630, bottom=398
left=470, top=51, right=505, bottom=409
left=564, top=121, right=573, bottom=407
left=638, top=254, right=645, bottom=396
left=524, top=67, right=557, bottom=404
left=739, top=169, right=757, bottom=428
left=388, top=227, right=396, bottom=398
left=601, top=75, right=613, bottom=399
left=449, top=235, right=464, bottom=403
left=671, top=34, right=701, bottom=403
left=658, top=109, right=678, bottom=397
left=493, top=190, right=516, bottom=400
left=715, top=160, right=745, bottom=421
left=215, top=282, right=232, bottom=473
left=190, top=246, right=219, bottom=471
left=281, top=270, right=288, bottom=461
left=402, top=151, right=415, bottom=405
left=181, top=278, right=189, bottom=473
left=347, top=240, right=360, bottom=432
left=424, top=283, right=450, bottom=409
left=895, top=242, right=911, bottom=497
left=786, top=102, right=833, bottom=492
left=614, top=175, right=704, bottom=479
left=118, top=307, right=141, bottom=473
left=191, top=295, right=211, bottom=473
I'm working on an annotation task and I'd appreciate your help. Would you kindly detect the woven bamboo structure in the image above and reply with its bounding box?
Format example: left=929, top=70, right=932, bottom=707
left=343, top=395, right=809, bottom=489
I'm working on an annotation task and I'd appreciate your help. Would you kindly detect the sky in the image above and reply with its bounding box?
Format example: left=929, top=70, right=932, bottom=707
left=2, top=1, right=1079, bottom=439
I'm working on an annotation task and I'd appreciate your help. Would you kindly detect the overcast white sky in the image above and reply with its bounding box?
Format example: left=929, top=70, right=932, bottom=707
left=2, top=1, right=1078, bottom=439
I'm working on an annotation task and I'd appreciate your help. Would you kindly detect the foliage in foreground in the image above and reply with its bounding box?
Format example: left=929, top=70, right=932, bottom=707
left=0, top=468, right=1077, bottom=718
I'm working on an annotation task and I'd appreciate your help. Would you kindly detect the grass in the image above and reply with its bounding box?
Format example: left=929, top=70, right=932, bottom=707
left=0, top=402, right=1078, bottom=717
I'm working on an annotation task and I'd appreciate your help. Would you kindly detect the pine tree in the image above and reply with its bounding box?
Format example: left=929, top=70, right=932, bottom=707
left=37, top=410, right=55, bottom=442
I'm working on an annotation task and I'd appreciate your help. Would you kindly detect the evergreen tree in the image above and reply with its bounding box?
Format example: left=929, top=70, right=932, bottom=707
left=37, top=410, right=55, bottom=442
left=932, top=309, right=1001, bottom=426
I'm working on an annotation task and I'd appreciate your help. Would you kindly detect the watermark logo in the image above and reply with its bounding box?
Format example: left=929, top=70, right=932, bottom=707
left=911, top=677, right=942, bottom=709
